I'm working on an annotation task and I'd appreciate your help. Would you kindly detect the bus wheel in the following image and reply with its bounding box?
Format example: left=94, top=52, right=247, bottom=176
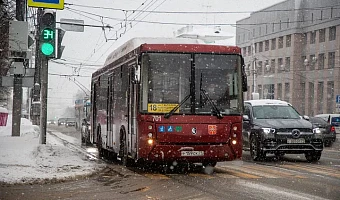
left=120, top=130, right=132, bottom=167
left=97, top=126, right=104, bottom=157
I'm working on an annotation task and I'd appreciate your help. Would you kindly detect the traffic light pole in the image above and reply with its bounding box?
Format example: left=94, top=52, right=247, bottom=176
left=40, top=56, right=48, bottom=144
left=12, top=0, right=26, bottom=136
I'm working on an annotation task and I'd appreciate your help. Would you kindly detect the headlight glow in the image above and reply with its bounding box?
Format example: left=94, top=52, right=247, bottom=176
left=147, top=139, right=153, bottom=145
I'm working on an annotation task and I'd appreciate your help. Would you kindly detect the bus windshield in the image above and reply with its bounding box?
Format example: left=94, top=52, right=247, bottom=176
left=140, top=52, right=241, bottom=115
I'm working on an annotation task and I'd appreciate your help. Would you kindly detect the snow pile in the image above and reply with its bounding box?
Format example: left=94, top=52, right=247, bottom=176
left=0, top=115, right=104, bottom=184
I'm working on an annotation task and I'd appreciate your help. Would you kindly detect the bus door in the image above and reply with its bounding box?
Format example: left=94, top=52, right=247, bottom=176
left=107, top=76, right=114, bottom=149
left=128, top=64, right=138, bottom=158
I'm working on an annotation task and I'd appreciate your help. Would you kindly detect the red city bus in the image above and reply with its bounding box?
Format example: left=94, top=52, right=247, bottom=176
left=90, top=37, right=247, bottom=167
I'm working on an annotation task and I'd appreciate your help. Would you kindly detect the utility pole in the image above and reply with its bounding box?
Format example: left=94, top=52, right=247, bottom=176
left=32, top=8, right=42, bottom=125
left=12, top=0, right=26, bottom=136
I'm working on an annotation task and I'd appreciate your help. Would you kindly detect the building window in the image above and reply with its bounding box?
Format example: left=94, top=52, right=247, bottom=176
left=259, top=42, right=263, bottom=52
left=318, top=53, right=324, bottom=69
left=285, top=57, right=290, bottom=71
left=247, top=46, right=251, bottom=56
left=308, top=82, right=314, bottom=116
left=271, top=38, right=276, bottom=50
left=277, top=83, right=282, bottom=100
left=278, top=58, right=283, bottom=73
left=328, top=52, right=335, bottom=68
left=257, top=61, right=263, bottom=75
left=272, top=23, right=275, bottom=32
left=255, top=43, right=257, bottom=53
left=259, top=26, right=262, bottom=36
left=301, top=56, right=307, bottom=71
left=270, top=59, right=275, bottom=74
left=258, top=85, right=262, bottom=99
left=302, top=33, right=307, bottom=45
left=309, top=54, right=316, bottom=70
left=242, top=47, right=247, bottom=56
left=264, top=60, right=269, bottom=74
left=278, top=37, right=283, bottom=49
left=266, top=24, right=268, bottom=34
left=327, top=81, right=334, bottom=113
left=287, top=18, right=290, bottom=28
left=264, top=84, right=274, bottom=99
left=265, top=40, right=269, bottom=51
left=317, top=82, right=324, bottom=114
left=286, top=35, right=291, bottom=47
left=284, top=83, right=290, bottom=102
left=329, top=26, right=336, bottom=41
left=310, top=31, right=316, bottom=44
left=279, top=20, right=282, bottom=30
left=319, top=29, right=325, bottom=43
left=300, top=82, right=306, bottom=115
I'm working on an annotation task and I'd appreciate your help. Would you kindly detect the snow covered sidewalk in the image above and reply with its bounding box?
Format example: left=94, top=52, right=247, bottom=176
left=0, top=115, right=104, bottom=184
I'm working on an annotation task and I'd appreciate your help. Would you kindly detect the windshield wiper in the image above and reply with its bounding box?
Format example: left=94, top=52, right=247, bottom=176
left=200, top=88, right=223, bottom=119
left=164, top=94, right=191, bottom=119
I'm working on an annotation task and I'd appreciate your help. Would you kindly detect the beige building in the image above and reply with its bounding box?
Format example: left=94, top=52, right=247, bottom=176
left=236, top=0, right=340, bottom=115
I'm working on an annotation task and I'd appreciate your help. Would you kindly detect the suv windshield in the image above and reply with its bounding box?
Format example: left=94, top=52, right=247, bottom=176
left=253, top=105, right=301, bottom=119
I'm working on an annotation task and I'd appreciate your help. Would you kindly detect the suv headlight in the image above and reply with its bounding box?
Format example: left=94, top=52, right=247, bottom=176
left=262, top=128, right=275, bottom=138
left=313, top=128, right=322, bottom=138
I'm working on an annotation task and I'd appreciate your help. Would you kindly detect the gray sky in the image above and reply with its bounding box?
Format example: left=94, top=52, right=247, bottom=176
left=47, top=0, right=284, bottom=118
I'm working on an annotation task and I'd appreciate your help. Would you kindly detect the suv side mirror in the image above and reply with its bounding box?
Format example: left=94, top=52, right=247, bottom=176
left=243, top=115, right=250, bottom=121
left=302, top=115, right=310, bottom=120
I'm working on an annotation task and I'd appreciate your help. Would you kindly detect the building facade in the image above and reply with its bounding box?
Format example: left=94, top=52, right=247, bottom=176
left=236, top=0, right=340, bottom=115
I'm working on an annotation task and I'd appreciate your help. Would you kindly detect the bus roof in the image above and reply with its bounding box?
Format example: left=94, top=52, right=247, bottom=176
left=103, top=37, right=241, bottom=67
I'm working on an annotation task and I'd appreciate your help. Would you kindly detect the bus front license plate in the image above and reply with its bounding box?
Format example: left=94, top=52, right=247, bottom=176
left=181, top=151, right=204, bottom=156
left=287, top=138, right=305, bottom=144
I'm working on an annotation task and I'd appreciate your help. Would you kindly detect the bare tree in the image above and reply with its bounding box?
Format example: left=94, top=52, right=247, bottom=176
left=0, top=0, right=15, bottom=103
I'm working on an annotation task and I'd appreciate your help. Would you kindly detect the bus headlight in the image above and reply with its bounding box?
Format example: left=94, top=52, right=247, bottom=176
left=147, top=139, right=154, bottom=145
left=232, top=140, right=237, bottom=145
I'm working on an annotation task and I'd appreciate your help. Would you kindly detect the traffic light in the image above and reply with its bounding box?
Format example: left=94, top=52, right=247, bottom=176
left=40, top=10, right=56, bottom=58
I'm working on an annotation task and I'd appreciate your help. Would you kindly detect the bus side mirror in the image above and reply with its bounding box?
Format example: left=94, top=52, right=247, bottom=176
left=133, top=65, right=141, bottom=84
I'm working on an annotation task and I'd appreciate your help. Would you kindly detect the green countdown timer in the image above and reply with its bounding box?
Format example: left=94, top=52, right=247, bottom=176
left=40, top=28, right=55, bottom=56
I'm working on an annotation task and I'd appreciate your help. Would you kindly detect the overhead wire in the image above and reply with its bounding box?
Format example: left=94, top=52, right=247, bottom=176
left=64, top=3, right=340, bottom=14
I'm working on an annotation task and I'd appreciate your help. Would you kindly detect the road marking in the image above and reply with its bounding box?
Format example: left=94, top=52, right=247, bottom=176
left=143, top=173, right=170, bottom=179
left=188, top=173, right=215, bottom=179
left=236, top=180, right=328, bottom=200
left=281, top=164, right=340, bottom=179
left=216, top=166, right=261, bottom=179
left=242, top=165, right=307, bottom=179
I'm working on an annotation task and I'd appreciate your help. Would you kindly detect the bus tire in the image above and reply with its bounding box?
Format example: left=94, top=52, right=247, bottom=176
left=120, top=129, right=133, bottom=167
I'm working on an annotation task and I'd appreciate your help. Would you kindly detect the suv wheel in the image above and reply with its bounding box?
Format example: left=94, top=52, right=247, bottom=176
left=250, top=135, right=265, bottom=161
left=305, top=152, right=321, bottom=162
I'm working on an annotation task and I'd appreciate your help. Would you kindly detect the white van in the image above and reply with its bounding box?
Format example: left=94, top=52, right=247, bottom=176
left=314, top=114, right=340, bottom=134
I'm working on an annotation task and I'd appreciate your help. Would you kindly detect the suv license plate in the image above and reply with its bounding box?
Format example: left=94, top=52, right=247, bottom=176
left=181, top=151, right=204, bottom=156
left=287, top=138, right=305, bottom=144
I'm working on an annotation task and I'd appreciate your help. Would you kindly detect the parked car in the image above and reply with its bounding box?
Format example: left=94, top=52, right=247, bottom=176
left=309, top=117, right=336, bottom=147
left=242, top=99, right=323, bottom=162
left=65, top=118, right=77, bottom=127
left=314, top=114, right=340, bottom=134
left=81, top=118, right=91, bottom=145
